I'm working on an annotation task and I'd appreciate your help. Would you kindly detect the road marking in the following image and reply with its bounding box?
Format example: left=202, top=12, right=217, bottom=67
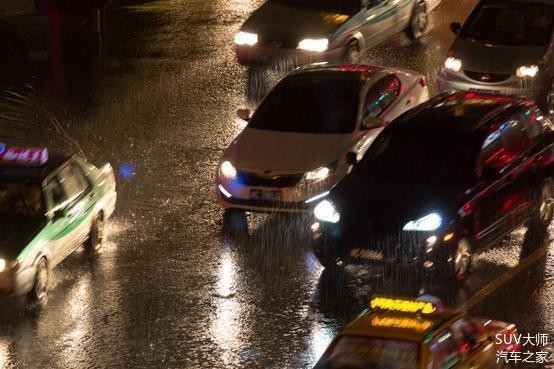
left=455, top=243, right=550, bottom=313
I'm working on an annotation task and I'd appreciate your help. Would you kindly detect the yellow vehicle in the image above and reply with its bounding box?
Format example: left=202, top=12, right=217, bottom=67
left=314, top=296, right=518, bottom=369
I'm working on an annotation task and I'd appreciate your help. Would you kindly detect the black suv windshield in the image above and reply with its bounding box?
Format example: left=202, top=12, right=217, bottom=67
left=358, top=127, right=480, bottom=185
left=272, top=0, right=361, bottom=15
left=249, top=72, right=361, bottom=134
left=0, top=182, right=44, bottom=218
left=461, top=1, right=554, bottom=47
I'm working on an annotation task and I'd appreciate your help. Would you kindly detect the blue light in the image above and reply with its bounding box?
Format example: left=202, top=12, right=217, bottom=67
left=118, top=163, right=136, bottom=180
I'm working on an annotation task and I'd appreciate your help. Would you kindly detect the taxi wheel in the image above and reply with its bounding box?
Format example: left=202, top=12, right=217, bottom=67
left=407, top=1, right=428, bottom=41
left=452, top=237, right=472, bottom=281
left=344, top=41, right=360, bottom=64
left=86, top=214, right=105, bottom=254
left=530, top=177, right=554, bottom=234
left=28, top=258, right=48, bottom=302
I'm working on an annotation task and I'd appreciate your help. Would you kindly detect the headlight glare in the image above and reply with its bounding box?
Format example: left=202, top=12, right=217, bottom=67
left=314, top=200, right=340, bottom=223
left=403, top=213, right=442, bottom=231
left=298, top=38, right=329, bottom=52
left=516, top=65, right=538, bottom=78
left=444, top=57, right=462, bottom=72
left=305, top=166, right=330, bottom=181
left=234, top=31, right=258, bottom=46
left=0, top=259, right=6, bottom=273
left=220, top=161, right=237, bottom=179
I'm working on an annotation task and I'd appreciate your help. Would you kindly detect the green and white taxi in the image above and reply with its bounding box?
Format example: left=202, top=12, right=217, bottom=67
left=0, top=145, right=116, bottom=301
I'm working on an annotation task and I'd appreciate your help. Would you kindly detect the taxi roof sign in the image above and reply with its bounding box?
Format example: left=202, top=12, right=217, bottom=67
left=0, top=144, right=48, bottom=166
left=370, top=297, right=437, bottom=315
left=370, top=315, right=434, bottom=332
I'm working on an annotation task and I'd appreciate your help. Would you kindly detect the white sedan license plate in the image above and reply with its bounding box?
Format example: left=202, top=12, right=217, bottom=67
left=250, top=189, right=282, bottom=201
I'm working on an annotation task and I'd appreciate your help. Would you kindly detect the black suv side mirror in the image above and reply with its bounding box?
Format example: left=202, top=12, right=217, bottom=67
left=346, top=152, right=358, bottom=165
left=450, top=22, right=461, bottom=35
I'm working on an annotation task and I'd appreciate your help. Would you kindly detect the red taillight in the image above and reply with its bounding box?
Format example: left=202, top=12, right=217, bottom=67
left=419, top=78, right=427, bottom=88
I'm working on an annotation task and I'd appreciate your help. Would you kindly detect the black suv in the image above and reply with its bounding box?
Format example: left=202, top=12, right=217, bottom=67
left=311, top=91, right=554, bottom=280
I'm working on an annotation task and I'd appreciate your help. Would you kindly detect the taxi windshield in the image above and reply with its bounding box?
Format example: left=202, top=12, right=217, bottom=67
left=271, top=0, right=361, bottom=15
left=0, top=182, right=44, bottom=218
left=248, top=73, right=360, bottom=134
left=460, top=1, right=554, bottom=47
left=315, top=335, right=418, bottom=369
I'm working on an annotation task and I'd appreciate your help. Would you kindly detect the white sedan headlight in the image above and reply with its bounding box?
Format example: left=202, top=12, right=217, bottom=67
left=444, top=57, right=462, bottom=72
left=0, top=259, right=6, bottom=273
left=220, top=161, right=237, bottom=179
left=516, top=65, right=539, bottom=78
left=234, top=31, right=258, bottom=46
left=298, top=38, right=328, bottom=52
left=403, top=213, right=442, bottom=231
left=305, top=166, right=331, bottom=181
left=314, top=200, right=340, bottom=223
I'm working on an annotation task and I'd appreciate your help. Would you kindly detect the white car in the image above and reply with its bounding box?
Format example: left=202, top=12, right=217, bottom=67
left=216, top=64, right=429, bottom=217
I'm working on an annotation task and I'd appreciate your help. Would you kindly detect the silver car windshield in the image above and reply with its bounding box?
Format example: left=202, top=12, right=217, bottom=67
left=248, top=72, right=361, bottom=134
left=460, top=1, right=554, bottom=47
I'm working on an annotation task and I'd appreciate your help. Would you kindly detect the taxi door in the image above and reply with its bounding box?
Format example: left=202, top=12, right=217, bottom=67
left=56, top=163, right=93, bottom=259
left=44, top=175, right=71, bottom=266
left=358, top=0, right=398, bottom=48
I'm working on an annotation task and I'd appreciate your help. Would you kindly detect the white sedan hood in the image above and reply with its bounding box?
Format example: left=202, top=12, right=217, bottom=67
left=227, top=128, right=357, bottom=174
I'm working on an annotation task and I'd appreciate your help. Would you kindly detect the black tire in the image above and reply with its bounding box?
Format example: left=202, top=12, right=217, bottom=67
left=406, top=1, right=428, bottom=41
left=86, top=213, right=105, bottom=254
left=451, top=237, right=472, bottom=281
left=344, top=40, right=361, bottom=64
left=27, top=258, right=48, bottom=302
left=529, top=177, right=554, bottom=234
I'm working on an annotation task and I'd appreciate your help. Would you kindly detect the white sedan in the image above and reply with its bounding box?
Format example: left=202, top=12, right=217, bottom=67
left=216, top=64, right=429, bottom=217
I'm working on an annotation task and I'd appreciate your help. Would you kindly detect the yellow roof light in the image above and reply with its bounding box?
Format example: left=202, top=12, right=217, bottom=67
left=371, top=316, right=434, bottom=332
left=370, top=297, right=437, bottom=314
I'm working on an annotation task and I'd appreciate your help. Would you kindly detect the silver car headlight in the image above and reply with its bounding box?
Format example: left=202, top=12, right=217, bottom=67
left=516, top=65, right=539, bottom=78
left=305, top=166, right=331, bottom=181
left=297, top=38, right=328, bottom=52
left=234, top=31, right=258, bottom=46
left=314, top=200, right=340, bottom=223
left=220, top=161, right=237, bottom=179
left=444, top=57, right=462, bottom=72
left=403, top=213, right=442, bottom=231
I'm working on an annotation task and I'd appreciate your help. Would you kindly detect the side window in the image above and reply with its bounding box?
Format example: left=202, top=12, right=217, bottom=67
left=450, top=318, right=482, bottom=352
left=430, top=331, right=461, bottom=369
left=45, top=177, right=67, bottom=211
left=363, top=75, right=401, bottom=118
left=58, top=164, right=88, bottom=201
left=479, top=115, right=531, bottom=169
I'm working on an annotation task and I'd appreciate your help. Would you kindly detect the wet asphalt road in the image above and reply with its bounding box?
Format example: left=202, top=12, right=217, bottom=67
left=0, top=0, right=553, bottom=368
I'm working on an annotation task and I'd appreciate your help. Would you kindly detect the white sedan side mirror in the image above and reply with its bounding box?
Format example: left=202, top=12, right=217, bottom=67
left=237, top=108, right=251, bottom=121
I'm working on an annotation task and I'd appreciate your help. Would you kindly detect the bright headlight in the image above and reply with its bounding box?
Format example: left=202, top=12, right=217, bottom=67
left=298, top=38, right=328, bottom=52
left=0, top=259, right=6, bottom=273
left=234, top=31, right=258, bottom=46
left=314, top=200, right=340, bottom=223
left=220, top=161, right=237, bottom=179
left=516, top=65, right=538, bottom=78
left=305, top=166, right=331, bottom=181
left=444, top=57, right=462, bottom=72
left=403, top=213, right=442, bottom=231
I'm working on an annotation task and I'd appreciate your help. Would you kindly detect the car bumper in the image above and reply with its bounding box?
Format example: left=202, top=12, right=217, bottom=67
left=312, top=223, right=451, bottom=270
left=0, top=266, right=35, bottom=296
left=437, top=70, right=547, bottom=102
left=216, top=176, right=338, bottom=214
left=235, top=44, right=346, bottom=67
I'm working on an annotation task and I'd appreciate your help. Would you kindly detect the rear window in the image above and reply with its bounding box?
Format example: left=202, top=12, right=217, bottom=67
left=314, top=335, right=419, bottom=369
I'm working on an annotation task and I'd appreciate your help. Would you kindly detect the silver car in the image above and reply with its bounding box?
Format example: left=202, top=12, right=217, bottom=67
left=234, top=0, right=441, bottom=66
left=437, top=0, right=554, bottom=114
